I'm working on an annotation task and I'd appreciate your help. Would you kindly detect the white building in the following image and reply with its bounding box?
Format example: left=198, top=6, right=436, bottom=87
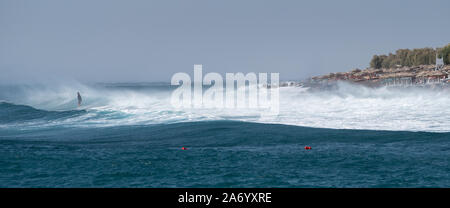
left=436, top=53, right=444, bottom=70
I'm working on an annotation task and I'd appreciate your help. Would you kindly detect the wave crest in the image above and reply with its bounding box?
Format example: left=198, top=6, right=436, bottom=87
left=1, top=82, right=450, bottom=132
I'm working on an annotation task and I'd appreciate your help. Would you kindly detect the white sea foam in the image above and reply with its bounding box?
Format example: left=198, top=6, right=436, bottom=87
left=2, top=82, right=450, bottom=132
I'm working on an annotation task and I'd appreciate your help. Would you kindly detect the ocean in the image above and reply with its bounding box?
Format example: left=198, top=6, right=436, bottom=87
left=0, top=82, right=449, bottom=187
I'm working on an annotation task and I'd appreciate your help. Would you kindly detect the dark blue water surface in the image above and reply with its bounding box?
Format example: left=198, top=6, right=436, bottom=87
left=0, top=103, right=449, bottom=187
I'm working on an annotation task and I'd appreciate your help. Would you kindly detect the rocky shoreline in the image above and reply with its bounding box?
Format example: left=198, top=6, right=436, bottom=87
left=301, top=64, right=450, bottom=89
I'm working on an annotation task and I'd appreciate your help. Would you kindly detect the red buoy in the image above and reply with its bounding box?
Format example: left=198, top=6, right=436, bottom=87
left=304, top=146, right=311, bottom=150
left=181, top=147, right=187, bottom=150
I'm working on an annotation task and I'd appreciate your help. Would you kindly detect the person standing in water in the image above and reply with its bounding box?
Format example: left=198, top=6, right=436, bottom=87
left=77, top=92, right=82, bottom=107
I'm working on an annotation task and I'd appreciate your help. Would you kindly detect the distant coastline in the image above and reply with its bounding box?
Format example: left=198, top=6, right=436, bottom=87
left=301, top=44, right=450, bottom=89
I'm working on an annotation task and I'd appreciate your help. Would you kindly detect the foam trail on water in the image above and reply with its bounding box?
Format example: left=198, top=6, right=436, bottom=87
left=272, top=82, right=450, bottom=132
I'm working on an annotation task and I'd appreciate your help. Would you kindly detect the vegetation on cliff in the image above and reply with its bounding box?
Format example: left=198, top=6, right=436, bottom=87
left=440, top=44, right=450, bottom=65
left=370, top=44, right=450, bottom=69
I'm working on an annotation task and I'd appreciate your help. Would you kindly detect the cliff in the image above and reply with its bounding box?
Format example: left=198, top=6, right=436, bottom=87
left=309, top=64, right=450, bottom=87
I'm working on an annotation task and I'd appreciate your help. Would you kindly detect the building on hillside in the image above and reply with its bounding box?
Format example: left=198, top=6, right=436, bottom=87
left=381, top=72, right=415, bottom=86
left=416, top=71, right=447, bottom=84
left=436, top=53, right=444, bottom=71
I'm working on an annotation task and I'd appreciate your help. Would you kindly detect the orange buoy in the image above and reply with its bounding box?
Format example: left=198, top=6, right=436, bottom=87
left=181, top=147, right=187, bottom=150
left=304, top=146, right=311, bottom=150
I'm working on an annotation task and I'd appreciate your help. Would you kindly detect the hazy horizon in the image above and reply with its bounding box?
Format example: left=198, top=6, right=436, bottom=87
left=1, top=0, right=449, bottom=83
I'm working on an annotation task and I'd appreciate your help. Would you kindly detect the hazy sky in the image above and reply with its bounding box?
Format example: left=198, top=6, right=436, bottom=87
left=1, top=0, right=449, bottom=83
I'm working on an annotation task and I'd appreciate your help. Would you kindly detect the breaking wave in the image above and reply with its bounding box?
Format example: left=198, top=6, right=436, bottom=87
left=1, top=82, right=450, bottom=132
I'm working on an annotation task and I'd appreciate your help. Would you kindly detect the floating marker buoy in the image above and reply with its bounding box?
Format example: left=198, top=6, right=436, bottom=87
left=181, top=147, right=187, bottom=150
left=304, top=146, right=311, bottom=150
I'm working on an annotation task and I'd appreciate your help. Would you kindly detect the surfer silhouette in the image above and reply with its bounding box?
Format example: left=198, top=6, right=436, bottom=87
left=77, top=92, right=82, bottom=107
